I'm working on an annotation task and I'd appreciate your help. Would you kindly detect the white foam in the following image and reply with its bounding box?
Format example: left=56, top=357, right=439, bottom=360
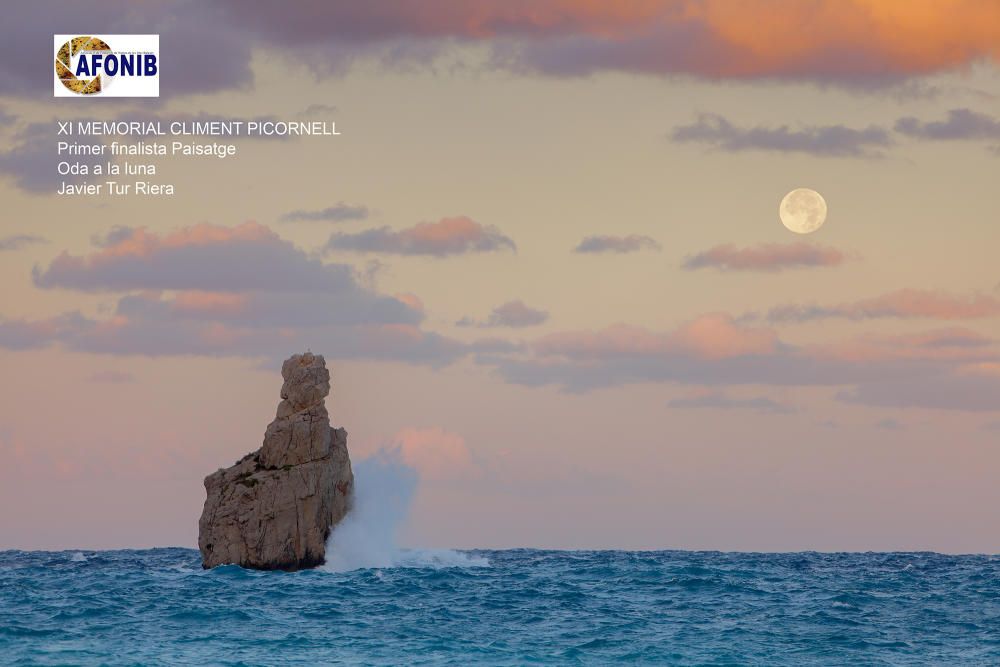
left=323, top=450, right=488, bottom=572
left=392, top=548, right=489, bottom=569
left=70, top=551, right=88, bottom=562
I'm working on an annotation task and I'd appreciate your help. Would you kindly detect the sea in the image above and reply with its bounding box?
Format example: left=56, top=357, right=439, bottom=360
left=1, top=547, right=998, bottom=665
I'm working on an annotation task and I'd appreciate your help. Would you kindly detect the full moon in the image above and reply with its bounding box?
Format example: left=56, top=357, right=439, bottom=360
left=779, top=188, right=827, bottom=234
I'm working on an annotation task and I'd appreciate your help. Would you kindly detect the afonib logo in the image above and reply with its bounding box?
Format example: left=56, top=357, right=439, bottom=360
left=54, top=34, right=159, bottom=97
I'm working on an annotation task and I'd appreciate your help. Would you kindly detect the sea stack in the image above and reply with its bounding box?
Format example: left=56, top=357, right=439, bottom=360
left=198, top=352, right=353, bottom=570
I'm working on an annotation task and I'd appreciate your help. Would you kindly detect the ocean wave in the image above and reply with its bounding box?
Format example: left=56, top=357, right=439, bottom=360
left=1, top=548, right=997, bottom=664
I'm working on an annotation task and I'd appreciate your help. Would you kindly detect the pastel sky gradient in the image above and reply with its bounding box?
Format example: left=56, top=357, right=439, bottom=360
left=1, top=0, right=999, bottom=552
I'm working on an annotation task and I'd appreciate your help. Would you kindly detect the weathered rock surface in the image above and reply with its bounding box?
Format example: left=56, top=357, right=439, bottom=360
left=198, top=353, right=353, bottom=570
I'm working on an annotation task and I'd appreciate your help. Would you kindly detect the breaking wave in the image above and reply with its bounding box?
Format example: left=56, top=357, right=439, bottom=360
left=323, top=450, right=488, bottom=572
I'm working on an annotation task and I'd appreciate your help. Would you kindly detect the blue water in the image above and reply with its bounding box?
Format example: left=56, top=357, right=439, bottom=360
left=1, top=549, right=997, bottom=665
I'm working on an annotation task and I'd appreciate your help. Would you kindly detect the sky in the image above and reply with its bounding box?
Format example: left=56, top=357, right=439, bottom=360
left=1, top=0, right=999, bottom=553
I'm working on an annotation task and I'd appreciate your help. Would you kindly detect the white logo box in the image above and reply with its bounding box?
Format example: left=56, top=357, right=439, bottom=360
left=54, top=34, right=159, bottom=97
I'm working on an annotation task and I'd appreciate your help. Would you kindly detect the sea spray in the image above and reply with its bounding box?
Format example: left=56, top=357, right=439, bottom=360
left=323, top=449, right=487, bottom=572
left=323, top=450, right=416, bottom=571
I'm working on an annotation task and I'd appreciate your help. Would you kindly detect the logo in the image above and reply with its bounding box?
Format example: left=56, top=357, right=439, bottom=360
left=54, top=34, right=159, bottom=97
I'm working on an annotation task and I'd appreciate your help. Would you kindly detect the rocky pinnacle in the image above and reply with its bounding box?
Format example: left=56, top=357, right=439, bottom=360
left=198, top=352, right=354, bottom=570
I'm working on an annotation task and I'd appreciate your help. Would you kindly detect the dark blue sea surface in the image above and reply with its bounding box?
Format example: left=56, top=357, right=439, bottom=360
left=1, top=548, right=997, bottom=665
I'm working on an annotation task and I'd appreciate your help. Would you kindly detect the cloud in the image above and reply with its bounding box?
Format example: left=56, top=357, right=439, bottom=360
left=389, top=427, right=481, bottom=481
left=0, top=1, right=997, bottom=107
left=573, top=235, right=661, bottom=254
left=91, top=226, right=137, bottom=248
left=213, top=0, right=1000, bottom=88
left=0, top=306, right=464, bottom=366
left=475, top=312, right=1000, bottom=406
left=281, top=203, right=370, bottom=222
left=392, top=292, right=425, bottom=315
left=895, top=108, right=1000, bottom=141
left=0, top=235, right=47, bottom=251
left=2, top=2, right=997, bottom=106
left=767, top=289, right=1000, bottom=323
left=486, top=344, right=994, bottom=397
left=1, top=221, right=466, bottom=366
left=457, top=300, right=549, bottom=328
left=672, top=113, right=891, bottom=157
left=807, top=329, right=996, bottom=364
left=837, top=374, right=1000, bottom=412
left=33, top=222, right=358, bottom=293
left=0, top=313, right=88, bottom=351
left=326, top=216, right=516, bottom=256
left=683, top=242, right=846, bottom=272
left=667, top=391, right=794, bottom=414
left=983, top=421, right=1000, bottom=432
left=116, top=288, right=421, bottom=329
left=533, top=314, right=779, bottom=363
left=467, top=337, right=525, bottom=358
left=875, top=418, right=905, bottom=431
left=887, top=82, right=1000, bottom=105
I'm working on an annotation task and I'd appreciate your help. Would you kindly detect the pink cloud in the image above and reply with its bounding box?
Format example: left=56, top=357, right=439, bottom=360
left=90, top=222, right=276, bottom=260
left=534, top=314, right=777, bottom=361
left=0, top=312, right=87, bottom=350
left=0, top=296, right=459, bottom=366
left=393, top=293, right=425, bottom=314
left=217, top=0, right=1000, bottom=86
left=768, top=289, right=1000, bottom=322
left=392, top=427, right=481, bottom=481
left=683, top=242, right=847, bottom=272
left=483, top=309, right=1000, bottom=407
left=670, top=314, right=779, bottom=360
left=171, top=291, right=251, bottom=316
left=4, top=1, right=998, bottom=108
left=958, top=362, right=1000, bottom=377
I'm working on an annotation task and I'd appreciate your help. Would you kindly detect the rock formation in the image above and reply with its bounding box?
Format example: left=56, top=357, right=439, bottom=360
left=198, top=352, right=353, bottom=570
